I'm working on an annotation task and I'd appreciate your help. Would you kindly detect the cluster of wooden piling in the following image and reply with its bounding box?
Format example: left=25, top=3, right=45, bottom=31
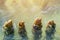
left=3, top=18, right=56, bottom=40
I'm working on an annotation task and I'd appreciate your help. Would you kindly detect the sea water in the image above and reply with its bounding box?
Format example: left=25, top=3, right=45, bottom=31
left=0, top=3, right=60, bottom=40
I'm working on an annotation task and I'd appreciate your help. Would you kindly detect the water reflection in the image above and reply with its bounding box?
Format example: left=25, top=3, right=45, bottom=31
left=32, top=30, right=42, bottom=40
left=45, top=29, right=56, bottom=40
left=19, top=34, right=28, bottom=40
left=3, top=33, right=14, bottom=40
left=3, top=26, right=14, bottom=40
left=18, top=29, right=28, bottom=40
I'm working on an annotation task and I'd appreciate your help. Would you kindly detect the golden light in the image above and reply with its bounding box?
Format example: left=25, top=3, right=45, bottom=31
left=5, top=0, right=50, bottom=10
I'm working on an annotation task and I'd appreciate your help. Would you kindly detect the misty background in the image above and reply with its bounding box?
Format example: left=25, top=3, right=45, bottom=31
left=0, top=0, right=60, bottom=40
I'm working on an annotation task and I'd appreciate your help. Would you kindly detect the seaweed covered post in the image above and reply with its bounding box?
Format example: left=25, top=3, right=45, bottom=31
left=32, top=18, right=42, bottom=40
left=3, top=20, right=14, bottom=40
left=45, top=20, right=56, bottom=40
left=18, top=21, right=28, bottom=40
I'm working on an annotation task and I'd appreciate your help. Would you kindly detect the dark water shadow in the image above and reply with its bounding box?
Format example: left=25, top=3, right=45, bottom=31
left=32, top=30, right=42, bottom=40
left=3, top=28, right=14, bottom=40
left=45, top=28, right=56, bottom=40
left=3, top=33, right=14, bottom=40
left=19, top=32, right=28, bottom=40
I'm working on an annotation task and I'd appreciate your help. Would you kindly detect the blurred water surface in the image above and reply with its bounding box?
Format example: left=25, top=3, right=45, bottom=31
left=0, top=0, right=60, bottom=40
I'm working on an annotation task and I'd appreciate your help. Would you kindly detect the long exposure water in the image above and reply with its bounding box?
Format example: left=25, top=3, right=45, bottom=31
left=0, top=0, right=60, bottom=40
